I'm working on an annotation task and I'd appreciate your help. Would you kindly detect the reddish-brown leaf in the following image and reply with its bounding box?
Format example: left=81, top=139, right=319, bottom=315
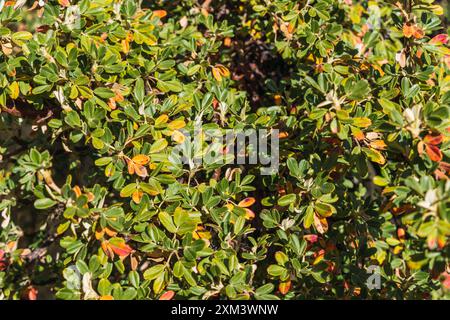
left=425, top=144, right=443, bottom=162
left=424, top=134, right=443, bottom=145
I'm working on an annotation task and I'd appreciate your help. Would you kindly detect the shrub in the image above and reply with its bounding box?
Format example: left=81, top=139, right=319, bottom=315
left=0, top=0, right=449, bottom=300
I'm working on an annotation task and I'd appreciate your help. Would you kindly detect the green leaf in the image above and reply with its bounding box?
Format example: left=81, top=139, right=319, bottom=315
left=143, top=264, right=165, bottom=280
left=94, top=87, right=115, bottom=99
left=34, top=198, right=57, bottom=210
left=120, top=183, right=137, bottom=197
left=278, top=194, right=296, bottom=206
left=158, top=211, right=177, bottom=233
left=12, top=31, right=33, bottom=45
left=150, top=138, right=168, bottom=153
left=134, top=78, right=145, bottom=103
left=346, top=79, right=370, bottom=100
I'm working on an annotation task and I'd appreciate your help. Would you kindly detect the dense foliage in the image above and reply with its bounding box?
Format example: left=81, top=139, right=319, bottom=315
left=0, top=0, right=449, bottom=300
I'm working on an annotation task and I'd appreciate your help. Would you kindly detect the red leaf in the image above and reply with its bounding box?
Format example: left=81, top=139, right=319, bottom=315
left=425, top=144, right=443, bottom=162
left=26, top=286, right=38, bottom=300
left=424, top=134, right=443, bottom=145
left=109, top=242, right=133, bottom=257
left=430, top=34, right=448, bottom=45
left=104, top=238, right=133, bottom=258
left=159, top=290, right=175, bottom=300
left=303, top=234, right=318, bottom=243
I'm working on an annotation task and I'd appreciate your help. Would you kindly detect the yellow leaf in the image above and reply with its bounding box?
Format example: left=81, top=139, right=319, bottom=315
left=225, top=203, right=234, bottom=211
left=211, top=67, right=222, bottom=81
left=155, top=114, right=169, bottom=126
left=370, top=140, right=387, bottom=150
left=9, top=81, right=19, bottom=99
left=168, top=120, right=186, bottom=130
left=365, top=148, right=386, bottom=165
left=172, top=130, right=185, bottom=144
left=373, top=176, right=389, bottom=186
left=215, top=64, right=230, bottom=77
left=352, top=117, right=372, bottom=128
left=121, top=39, right=130, bottom=54
left=430, top=5, right=444, bottom=15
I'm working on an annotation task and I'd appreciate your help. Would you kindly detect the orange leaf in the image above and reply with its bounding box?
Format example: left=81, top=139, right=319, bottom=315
left=73, top=185, right=82, bottom=197
left=127, top=157, right=148, bottom=178
left=434, top=168, right=448, bottom=180
left=413, top=27, right=424, bottom=39
left=402, top=23, right=415, bottom=38
left=95, top=229, right=104, bottom=240
left=132, top=189, right=143, bottom=204
left=274, top=94, right=282, bottom=105
left=424, top=134, right=443, bottom=145
left=58, top=0, right=70, bottom=7
left=425, top=144, right=443, bottom=162
left=132, top=154, right=150, bottom=165
left=108, top=98, right=117, bottom=110
left=127, top=159, right=135, bottom=175
left=352, top=129, right=365, bottom=141
left=159, top=290, right=175, bottom=300
left=278, top=131, right=289, bottom=139
left=152, top=10, right=167, bottom=18
left=370, top=140, right=387, bottom=150
left=238, top=197, right=255, bottom=208
left=100, top=295, right=114, bottom=300
left=104, top=227, right=117, bottom=237
left=279, top=280, right=291, bottom=295
left=101, top=241, right=114, bottom=259
left=115, top=93, right=124, bottom=103
left=224, top=37, right=232, bottom=47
